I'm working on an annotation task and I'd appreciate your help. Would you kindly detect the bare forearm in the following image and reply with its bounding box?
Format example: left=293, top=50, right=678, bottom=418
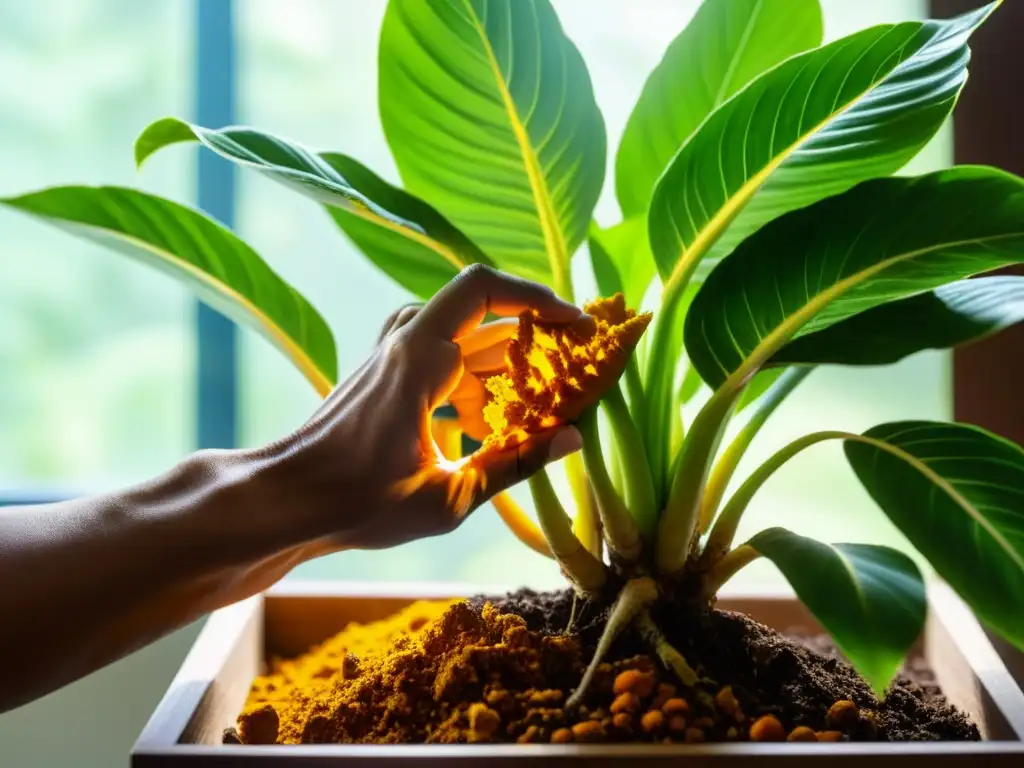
left=0, top=447, right=320, bottom=714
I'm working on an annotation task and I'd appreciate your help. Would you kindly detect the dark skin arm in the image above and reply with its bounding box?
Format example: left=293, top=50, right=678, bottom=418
left=0, top=265, right=589, bottom=715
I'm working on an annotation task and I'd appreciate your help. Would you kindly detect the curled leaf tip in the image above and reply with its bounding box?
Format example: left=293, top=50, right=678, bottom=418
left=483, top=293, right=652, bottom=450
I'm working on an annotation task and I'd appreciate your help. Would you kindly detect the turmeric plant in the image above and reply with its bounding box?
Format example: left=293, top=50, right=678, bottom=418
left=4, top=0, right=1024, bottom=703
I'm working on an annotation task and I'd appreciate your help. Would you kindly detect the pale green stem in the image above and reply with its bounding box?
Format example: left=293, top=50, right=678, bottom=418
left=528, top=470, right=607, bottom=593
left=704, top=430, right=851, bottom=560
left=641, top=292, right=687, bottom=503
left=704, top=544, right=761, bottom=596
left=608, top=439, right=626, bottom=497
left=578, top=408, right=642, bottom=562
left=602, top=384, right=658, bottom=536
left=704, top=427, right=965, bottom=564
left=698, top=368, right=811, bottom=535
left=566, top=452, right=602, bottom=559
left=655, top=384, right=743, bottom=574
left=624, top=354, right=645, bottom=421
left=566, top=577, right=657, bottom=708
left=668, top=391, right=685, bottom=468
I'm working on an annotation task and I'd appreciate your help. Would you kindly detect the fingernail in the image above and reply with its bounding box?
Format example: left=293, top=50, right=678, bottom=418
left=548, top=426, right=583, bottom=462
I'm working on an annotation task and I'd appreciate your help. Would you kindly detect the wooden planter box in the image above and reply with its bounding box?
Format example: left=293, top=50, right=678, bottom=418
left=132, top=580, right=1024, bottom=766
left=987, top=628, right=1024, bottom=692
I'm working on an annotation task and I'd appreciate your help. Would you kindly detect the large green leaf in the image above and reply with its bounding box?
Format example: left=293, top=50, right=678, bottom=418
left=685, top=168, right=1024, bottom=389
left=616, top=0, right=823, bottom=218
left=378, top=0, right=606, bottom=297
left=642, top=4, right=995, bottom=493
left=649, top=4, right=995, bottom=294
left=588, top=217, right=655, bottom=310
left=1, top=186, right=337, bottom=394
left=135, top=118, right=491, bottom=300
left=748, top=527, right=926, bottom=696
left=846, top=422, right=1024, bottom=652
left=770, top=276, right=1024, bottom=367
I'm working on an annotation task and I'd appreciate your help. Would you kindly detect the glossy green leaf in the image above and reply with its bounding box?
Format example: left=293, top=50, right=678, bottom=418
left=136, top=118, right=492, bottom=300
left=1, top=186, right=337, bottom=394
left=770, top=276, right=1024, bottom=367
left=749, top=527, right=926, bottom=696
left=319, top=153, right=491, bottom=299
left=846, top=422, right=1024, bottom=652
left=685, top=168, right=1024, bottom=389
left=649, top=4, right=996, bottom=294
left=642, top=4, right=995, bottom=497
left=588, top=217, right=656, bottom=309
left=378, top=0, right=606, bottom=296
left=616, top=0, right=823, bottom=217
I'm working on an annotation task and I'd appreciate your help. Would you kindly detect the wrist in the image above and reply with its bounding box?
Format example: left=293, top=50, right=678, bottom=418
left=124, top=446, right=322, bottom=570
left=231, top=430, right=361, bottom=549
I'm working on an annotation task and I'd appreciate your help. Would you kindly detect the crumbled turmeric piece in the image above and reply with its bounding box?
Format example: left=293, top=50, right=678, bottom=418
left=482, top=293, right=652, bottom=449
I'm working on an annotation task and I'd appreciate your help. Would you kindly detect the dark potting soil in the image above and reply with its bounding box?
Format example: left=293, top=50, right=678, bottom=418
left=475, top=587, right=979, bottom=742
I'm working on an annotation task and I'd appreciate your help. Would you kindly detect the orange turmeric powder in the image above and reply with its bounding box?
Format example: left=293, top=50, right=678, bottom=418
left=482, top=293, right=651, bottom=450
left=233, top=599, right=681, bottom=745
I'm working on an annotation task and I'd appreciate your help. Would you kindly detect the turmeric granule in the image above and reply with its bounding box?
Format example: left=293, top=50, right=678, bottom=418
left=482, top=293, right=652, bottom=449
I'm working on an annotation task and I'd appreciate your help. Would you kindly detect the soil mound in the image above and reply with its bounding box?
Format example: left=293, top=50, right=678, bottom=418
left=229, top=589, right=978, bottom=745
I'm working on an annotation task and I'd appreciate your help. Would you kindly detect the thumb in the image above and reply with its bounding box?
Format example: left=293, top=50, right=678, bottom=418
left=472, top=426, right=583, bottom=502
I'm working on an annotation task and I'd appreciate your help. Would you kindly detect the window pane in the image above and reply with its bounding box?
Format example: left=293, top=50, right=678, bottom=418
left=238, top=0, right=949, bottom=587
left=0, top=0, right=193, bottom=490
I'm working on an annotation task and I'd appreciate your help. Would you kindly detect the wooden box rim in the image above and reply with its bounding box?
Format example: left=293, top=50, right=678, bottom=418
left=131, top=580, right=1024, bottom=765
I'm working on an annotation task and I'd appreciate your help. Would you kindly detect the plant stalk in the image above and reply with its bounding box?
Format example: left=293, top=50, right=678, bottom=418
left=608, top=440, right=626, bottom=497
left=490, top=492, right=554, bottom=559
left=578, top=408, right=642, bottom=562
left=704, top=544, right=761, bottom=596
left=528, top=470, right=607, bottom=593
left=566, top=577, right=658, bottom=708
left=566, top=452, right=602, bottom=559
left=641, top=295, right=684, bottom=500
left=656, top=385, right=742, bottom=574
left=698, top=367, right=811, bottom=534
left=642, top=282, right=700, bottom=503
left=624, top=354, right=645, bottom=421
left=602, top=385, right=658, bottom=536
left=703, top=430, right=849, bottom=561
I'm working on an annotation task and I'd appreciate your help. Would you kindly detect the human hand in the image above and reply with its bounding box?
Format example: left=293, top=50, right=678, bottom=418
left=267, top=265, right=592, bottom=550
left=377, top=305, right=519, bottom=442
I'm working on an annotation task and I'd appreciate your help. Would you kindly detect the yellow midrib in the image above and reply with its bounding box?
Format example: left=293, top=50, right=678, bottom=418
left=68, top=219, right=335, bottom=398
left=857, top=433, right=1024, bottom=573
left=348, top=205, right=467, bottom=271
left=462, top=0, right=572, bottom=299
left=767, top=430, right=1024, bottom=573
left=722, top=231, right=1024, bottom=395
left=662, top=37, right=923, bottom=299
